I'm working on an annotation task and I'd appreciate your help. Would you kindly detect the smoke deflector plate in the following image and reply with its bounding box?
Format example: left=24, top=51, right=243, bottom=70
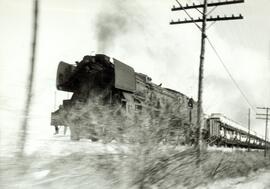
left=113, top=58, right=136, bottom=92
left=56, top=61, right=75, bottom=92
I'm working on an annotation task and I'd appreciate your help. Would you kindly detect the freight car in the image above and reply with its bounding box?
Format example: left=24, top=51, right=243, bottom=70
left=51, top=54, right=198, bottom=142
left=207, top=113, right=270, bottom=149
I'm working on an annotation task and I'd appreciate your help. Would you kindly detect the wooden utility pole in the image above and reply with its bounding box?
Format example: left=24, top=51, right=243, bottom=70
left=248, top=108, right=251, bottom=152
left=18, top=0, right=39, bottom=156
left=170, top=0, right=244, bottom=153
left=196, top=0, right=208, bottom=152
left=256, top=107, right=270, bottom=157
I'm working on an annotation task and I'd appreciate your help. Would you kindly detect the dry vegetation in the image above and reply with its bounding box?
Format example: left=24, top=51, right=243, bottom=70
left=2, top=100, right=270, bottom=189
left=1, top=149, right=270, bottom=189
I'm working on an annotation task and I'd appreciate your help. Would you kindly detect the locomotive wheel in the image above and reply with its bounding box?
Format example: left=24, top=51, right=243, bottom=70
left=69, top=122, right=81, bottom=141
left=84, top=124, right=99, bottom=142
left=90, top=136, right=99, bottom=142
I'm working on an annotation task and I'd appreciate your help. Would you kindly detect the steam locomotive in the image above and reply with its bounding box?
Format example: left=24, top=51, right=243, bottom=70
left=51, top=54, right=269, bottom=149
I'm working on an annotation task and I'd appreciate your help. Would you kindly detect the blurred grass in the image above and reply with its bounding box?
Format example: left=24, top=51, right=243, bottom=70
left=1, top=148, right=270, bottom=189
left=4, top=100, right=270, bottom=188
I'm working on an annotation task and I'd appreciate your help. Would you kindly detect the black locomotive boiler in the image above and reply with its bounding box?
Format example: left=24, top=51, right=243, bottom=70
left=51, top=54, right=198, bottom=143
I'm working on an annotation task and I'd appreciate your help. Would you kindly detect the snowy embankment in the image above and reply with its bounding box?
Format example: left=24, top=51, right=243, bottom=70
left=0, top=127, right=126, bottom=157
left=1, top=128, right=270, bottom=189
left=25, top=135, right=128, bottom=157
left=202, top=169, right=270, bottom=189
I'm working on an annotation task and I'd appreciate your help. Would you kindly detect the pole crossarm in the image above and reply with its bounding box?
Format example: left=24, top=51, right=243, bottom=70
left=170, top=15, right=243, bottom=25
left=171, top=0, right=244, bottom=11
left=257, top=107, right=269, bottom=110
left=256, top=113, right=270, bottom=116
left=256, top=117, right=270, bottom=120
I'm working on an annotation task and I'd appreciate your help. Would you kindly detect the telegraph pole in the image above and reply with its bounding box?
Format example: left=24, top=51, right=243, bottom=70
left=18, top=0, right=39, bottom=156
left=196, top=0, right=208, bottom=152
left=170, top=0, right=244, bottom=153
left=256, top=107, right=270, bottom=157
left=248, top=108, right=251, bottom=152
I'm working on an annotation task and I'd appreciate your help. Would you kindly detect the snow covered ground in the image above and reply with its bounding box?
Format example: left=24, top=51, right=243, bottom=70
left=24, top=134, right=127, bottom=157
left=1, top=126, right=270, bottom=189
left=202, top=169, right=270, bottom=189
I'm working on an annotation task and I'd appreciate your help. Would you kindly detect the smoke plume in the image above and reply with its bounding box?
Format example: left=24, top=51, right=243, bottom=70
left=95, top=0, right=133, bottom=53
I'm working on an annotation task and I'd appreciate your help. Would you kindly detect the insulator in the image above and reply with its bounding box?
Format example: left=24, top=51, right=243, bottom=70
left=173, top=5, right=175, bottom=8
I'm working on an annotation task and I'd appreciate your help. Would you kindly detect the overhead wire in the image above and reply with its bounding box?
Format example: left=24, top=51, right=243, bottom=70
left=174, top=0, right=202, bottom=32
left=206, top=36, right=257, bottom=113
left=173, top=0, right=203, bottom=97
left=175, top=0, right=257, bottom=113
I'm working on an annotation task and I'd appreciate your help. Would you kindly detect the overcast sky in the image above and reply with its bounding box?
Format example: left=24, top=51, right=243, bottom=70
left=0, top=0, right=270, bottom=149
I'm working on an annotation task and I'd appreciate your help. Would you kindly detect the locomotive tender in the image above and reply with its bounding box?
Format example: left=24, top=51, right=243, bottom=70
left=51, top=54, right=269, bottom=149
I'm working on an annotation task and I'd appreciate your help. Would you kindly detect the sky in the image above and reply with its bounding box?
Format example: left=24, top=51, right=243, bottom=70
left=0, top=0, right=269, bottom=151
